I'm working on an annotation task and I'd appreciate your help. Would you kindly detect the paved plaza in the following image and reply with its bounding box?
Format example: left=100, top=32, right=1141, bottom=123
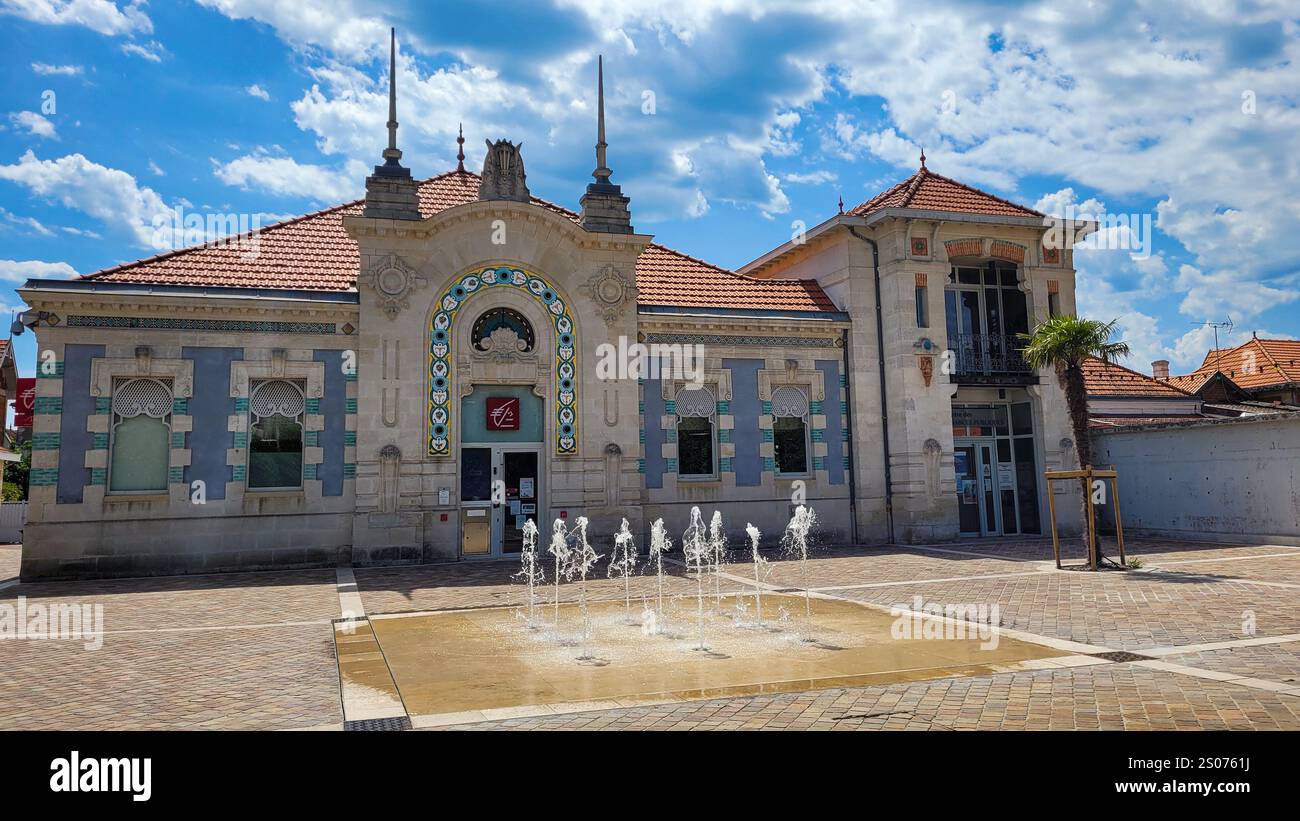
left=3, top=537, right=1300, bottom=730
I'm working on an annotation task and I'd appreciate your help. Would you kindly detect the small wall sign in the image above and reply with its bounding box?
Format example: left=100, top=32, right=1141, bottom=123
left=486, top=396, right=520, bottom=431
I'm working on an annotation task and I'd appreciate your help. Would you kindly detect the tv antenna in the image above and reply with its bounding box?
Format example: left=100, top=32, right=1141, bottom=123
left=1192, top=317, right=1233, bottom=370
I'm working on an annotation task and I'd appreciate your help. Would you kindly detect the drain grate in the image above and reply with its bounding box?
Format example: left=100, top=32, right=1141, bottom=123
left=1089, top=651, right=1154, bottom=663
left=344, top=716, right=412, bottom=732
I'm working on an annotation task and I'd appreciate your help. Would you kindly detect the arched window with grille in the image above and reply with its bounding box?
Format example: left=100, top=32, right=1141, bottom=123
left=771, top=385, right=810, bottom=475
left=675, top=385, right=716, bottom=479
left=109, top=377, right=173, bottom=493
left=249, top=379, right=305, bottom=490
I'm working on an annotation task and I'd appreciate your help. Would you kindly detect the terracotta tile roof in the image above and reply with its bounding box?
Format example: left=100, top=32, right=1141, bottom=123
left=78, top=170, right=837, bottom=313
left=1177, top=337, right=1300, bottom=390
left=848, top=164, right=1043, bottom=220
left=1090, top=415, right=1206, bottom=429
left=1083, top=356, right=1195, bottom=398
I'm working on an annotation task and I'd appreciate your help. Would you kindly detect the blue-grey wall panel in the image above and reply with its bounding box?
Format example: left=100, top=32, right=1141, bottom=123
left=314, top=349, right=346, bottom=497
left=643, top=378, right=665, bottom=489
left=56, top=344, right=104, bottom=504
left=723, top=358, right=763, bottom=486
left=182, top=346, right=242, bottom=500
left=815, top=359, right=845, bottom=485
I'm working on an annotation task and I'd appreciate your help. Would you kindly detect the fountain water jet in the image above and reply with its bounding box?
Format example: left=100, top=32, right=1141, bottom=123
left=709, top=511, right=726, bottom=608
left=745, top=523, right=769, bottom=626
left=682, top=506, right=712, bottom=651
left=781, top=505, right=819, bottom=640
left=560, top=516, right=601, bottom=658
left=548, top=518, right=571, bottom=627
left=608, top=518, right=637, bottom=619
left=513, top=519, right=544, bottom=627
left=649, top=518, right=671, bottom=624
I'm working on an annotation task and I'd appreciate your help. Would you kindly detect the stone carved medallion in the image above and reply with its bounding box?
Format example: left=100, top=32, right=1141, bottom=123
left=580, top=264, right=635, bottom=326
left=360, top=253, right=427, bottom=319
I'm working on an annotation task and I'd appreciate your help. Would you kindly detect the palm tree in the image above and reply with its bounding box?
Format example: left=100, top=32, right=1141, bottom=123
left=1020, top=316, right=1130, bottom=569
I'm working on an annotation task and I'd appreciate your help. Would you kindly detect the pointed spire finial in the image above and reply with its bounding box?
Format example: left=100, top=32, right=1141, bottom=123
left=837, top=194, right=844, bottom=214
left=919, top=147, right=926, bottom=169
left=378, top=27, right=405, bottom=171
left=593, top=54, right=611, bottom=184
left=456, top=123, right=465, bottom=172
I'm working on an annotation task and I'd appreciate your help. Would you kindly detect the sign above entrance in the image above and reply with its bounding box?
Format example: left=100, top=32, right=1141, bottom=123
left=486, top=397, right=520, bottom=431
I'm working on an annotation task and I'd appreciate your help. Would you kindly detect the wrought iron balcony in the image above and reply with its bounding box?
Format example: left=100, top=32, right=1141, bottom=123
left=949, top=333, right=1036, bottom=384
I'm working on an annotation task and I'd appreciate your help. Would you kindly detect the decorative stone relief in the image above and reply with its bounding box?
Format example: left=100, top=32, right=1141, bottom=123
left=923, top=438, right=943, bottom=498
left=91, top=356, right=194, bottom=398
left=580, top=264, right=635, bottom=326
left=360, top=253, right=427, bottom=319
left=378, top=444, right=401, bottom=514
left=470, top=326, right=531, bottom=364
left=478, top=139, right=530, bottom=202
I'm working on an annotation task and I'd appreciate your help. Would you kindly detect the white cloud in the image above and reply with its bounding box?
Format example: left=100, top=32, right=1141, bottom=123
left=119, top=39, right=164, bottom=62
left=782, top=169, right=836, bottom=185
left=147, top=159, right=164, bottom=176
left=0, top=149, right=169, bottom=246
left=212, top=150, right=364, bottom=202
left=194, top=0, right=387, bottom=61
left=31, top=62, right=83, bottom=76
left=1, top=0, right=151, bottom=36
left=0, top=258, right=78, bottom=283
left=8, top=111, right=57, bottom=139
left=246, top=84, right=270, bottom=101
left=0, top=207, right=54, bottom=236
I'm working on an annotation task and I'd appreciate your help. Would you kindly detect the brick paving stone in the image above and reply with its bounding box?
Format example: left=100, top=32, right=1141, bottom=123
left=0, top=623, right=342, bottom=730
left=427, top=666, right=1300, bottom=731
left=1146, top=554, right=1300, bottom=586
left=1165, top=640, right=1300, bottom=686
left=0, top=567, right=340, bottom=630
left=830, top=570, right=1300, bottom=651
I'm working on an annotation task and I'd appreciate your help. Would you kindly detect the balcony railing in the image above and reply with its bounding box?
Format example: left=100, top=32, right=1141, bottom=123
left=950, top=333, right=1033, bottom=379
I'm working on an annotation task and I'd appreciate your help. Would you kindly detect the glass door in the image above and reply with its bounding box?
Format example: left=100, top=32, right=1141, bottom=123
left=499, top=449, right=539, bottom=555
left=955, top=444, right=981, bottom=534
left=977, top=443, right=1002, bottom=536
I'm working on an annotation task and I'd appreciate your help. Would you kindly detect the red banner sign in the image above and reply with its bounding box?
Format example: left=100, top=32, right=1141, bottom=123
left=13, top=377, right=35, bottom=428
left=485, top=396, right=520, bottom=431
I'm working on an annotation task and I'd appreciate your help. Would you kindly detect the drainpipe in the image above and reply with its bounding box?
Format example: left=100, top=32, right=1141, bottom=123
left=848, top=225, right=895, bottom=545
left=840, top=326, right=858, bottom=544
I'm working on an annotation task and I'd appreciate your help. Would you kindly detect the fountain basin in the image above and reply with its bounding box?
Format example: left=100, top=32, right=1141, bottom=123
left=364, top=593, right=1067, bottom=724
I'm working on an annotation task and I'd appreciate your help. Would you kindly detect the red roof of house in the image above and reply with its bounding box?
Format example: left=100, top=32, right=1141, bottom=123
left=848, top=164, right=1043, bottom=220
left=78, top=170, right=838, bottom=313
left=1082, top=356, right=1194, bottom=398
left=1175, top=337, right=1300, bottom=390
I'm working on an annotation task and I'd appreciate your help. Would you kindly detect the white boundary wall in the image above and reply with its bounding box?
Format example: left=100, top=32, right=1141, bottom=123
left=1093, top=415, right=1300, bottom=546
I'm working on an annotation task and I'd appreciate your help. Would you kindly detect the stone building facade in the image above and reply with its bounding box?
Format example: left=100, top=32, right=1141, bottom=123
left=16, top=60, right=1087, bottom=580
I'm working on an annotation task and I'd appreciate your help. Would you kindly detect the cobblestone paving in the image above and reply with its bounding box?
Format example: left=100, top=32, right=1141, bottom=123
left=1, top=568, right=340, bottom=629
left=3, top=536, right=1299, bottom=731
left=1165, top=641, right=1300, bottom=687
left=0, top=624, right=341, bottom=730
left=431, top=664, right=1300, bottom=731
left=832, top=571, right=1298, bottom=651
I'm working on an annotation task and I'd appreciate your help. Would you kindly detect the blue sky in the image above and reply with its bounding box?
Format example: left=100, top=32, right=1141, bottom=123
left=1, top=0, right=1298, bottom=379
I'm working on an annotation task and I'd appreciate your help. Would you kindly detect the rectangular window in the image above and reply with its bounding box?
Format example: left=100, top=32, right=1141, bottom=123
left=677, top=416, right=715, bottom=478
left=1048, top=291, right=1061, bottom=318
left=915, top=285, right=929, bottom=328
left=773, top=416, right=809, bottom=475
left=248, top=379, right=305, bottom=490
left=109, top=378, right=173, bottom=493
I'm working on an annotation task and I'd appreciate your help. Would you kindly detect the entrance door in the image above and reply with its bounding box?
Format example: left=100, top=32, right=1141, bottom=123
left=955, top=441, right=1003, bottom=536
left=459, top=444, right=541, bottom=558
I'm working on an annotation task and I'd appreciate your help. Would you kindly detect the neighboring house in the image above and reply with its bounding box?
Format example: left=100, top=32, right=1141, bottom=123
left=1166, top=336, right=1300, bottom=406
left=15, top=46, right=1091, bottom=580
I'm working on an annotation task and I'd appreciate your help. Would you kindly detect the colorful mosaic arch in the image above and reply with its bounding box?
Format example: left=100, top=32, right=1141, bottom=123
left=428, top=265, right=577, bottom=456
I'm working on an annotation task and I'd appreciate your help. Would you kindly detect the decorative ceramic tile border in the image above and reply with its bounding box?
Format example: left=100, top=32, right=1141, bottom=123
left=643, top=333, right=836, bottom=349
left=67, top=315, right=337, bottom=334
left=428, top=265, right=577, bottom=456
